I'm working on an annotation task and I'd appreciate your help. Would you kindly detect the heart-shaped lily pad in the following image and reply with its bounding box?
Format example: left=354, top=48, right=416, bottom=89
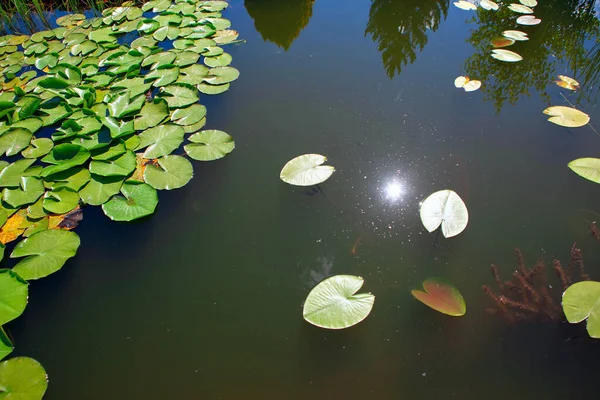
left=411, top=277, right=466, bottom=316
left=420, top=189, right=469, bottom=238
left=562, top=281, right=600, bottom=338
left=303, top=275, right=375, bottom=329
left=102, top=181, right=158, bottom=221
left=0, top=269, right=28, bottom=325
left=143, top=155, right=193, bottom=190
left=280, top=154, right=334, bottom=186
left=0, top=357, right=48, bottom=400
left=11, top=229, right=81, bottom=280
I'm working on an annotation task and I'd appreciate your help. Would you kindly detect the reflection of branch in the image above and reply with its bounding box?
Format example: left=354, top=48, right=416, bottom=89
left=462, top=0, right=599, bottom=113
left=365, top=0, right=449, bottom=78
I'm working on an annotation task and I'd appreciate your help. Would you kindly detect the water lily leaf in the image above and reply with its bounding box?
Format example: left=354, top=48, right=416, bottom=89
left=411, top=278, right=466, bottom=316
left=144, top=155, right=193, bottom=190
left=183, top=117, right=206, bottom=133
left=85, top=72, right=116, bottom=88
left=568, top=158, right=600, bottom=184
left=44, top=167, right=91, bottom=191
left=172, top=51, right=200, bottom=67
left=0, top=128, right=32, bottom=157
left=38, top=77, right=70, bottom=89
left=137, top=124, right=185, bottom=159
left=171, top=104, right=206, bottom=126
left=142, top=51, right=177, bottom=69
left=35, top=53, right=59, bottom=70
left=480, top=0, right=499, bottom=10
left=16, top=96, right=41, bottom=119
left=196, top=81, right=228, bottom=94
left=508, top=3, right=533, bottom=13
left=102, top=181, right=158, bottom=221
left=101, top=117, right=134, bottom=139
left=134, top=98, right=169, bottom=131
left=0, top=328, right=13, bottom=361
left=0, top=210, right=28, bottom=244
left=453, top=1, right=477, bottom=10
left=159, top=83, right=199, bottom=108
left=79, top=174, right=124, bottom=205
left=0, top=269, right=28, bottom=325
left=57, top=13, right=85, bottom=27
left=204, top=53, right=232, bottom=67
left=173, top=39, right=194, bottom=50
left=0, top=159, right=39, bottom=188
left=0, top=357, right=47, bottom=399
left=111, top=77, right=152, bottom=98
left=303, top=275, right=375, bottom=330
left=543, top=106, right=589, bottom=128
left=280, top=154, right=334, bottom=186
left=11, top=229, right=80, bottom=280
left=178, top=64, right=209, bottom=85
left=502, top=30, right=529, bottom=41
left=491, top=49, right=523, bottom=62
left=516, top=15, right=541, bottom=25
left=106, top=92, right=145, bottom=118
left=201, top=46, right=224, bottom=57
left=7, top=35, right=29, bottom=46
left=201, top=17, right=231, bottom=30
left=91, top=140, right=126, bottom=161
left=419, top=189, right=468, bottom=238
left=22, top=138, right=53, bottom=159
left=213, top=30, right=239, bottom=44
left=71, top=40, right=97, bottom=56
left=201, top=0, right=229, bottom=11
left=204, top=66, right=239, bottom=85
left=491, top=37, right=515, bottom=48
left=89, top=27, right=117, bottom=44
left=89, top=150, right=136, bottom=177
left=24, top=42, right=48, bottom=57
left=562, top=281, right=600, bottom=338
left=3, top=177, right=44, bottom=207
left=74, top=116, right=102, bottom=136
left=146, top=64, right=180, bottom=87
left=555, top=75, right=579, bottom=90
left=143, top=0, right=172, bottom=12
left=454, top=76, right=481, bottom=92
left=40, top=144, right=90, bottom=178
left=519, top=0, right=537, bottom=6
left=43, top=187, right=80, bottom=214
left=138, top=19, right=160, bottom=34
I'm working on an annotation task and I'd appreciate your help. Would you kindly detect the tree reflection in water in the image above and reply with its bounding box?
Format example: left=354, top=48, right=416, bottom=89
left=462, top=0, right=599, bottom=112
left=365, top=0, right=450, bottom=78
left=244, top=0, right=316, bottom=51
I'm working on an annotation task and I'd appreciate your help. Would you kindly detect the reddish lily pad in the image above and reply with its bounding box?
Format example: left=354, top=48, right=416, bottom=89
left=491, top=37, right=515, bottom=48
left=411, top=277, right=466, bottom=316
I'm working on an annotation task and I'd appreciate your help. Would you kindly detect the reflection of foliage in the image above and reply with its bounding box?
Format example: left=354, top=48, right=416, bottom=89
left=463, top=0, right=599, bottom=112
left=365, top=0, right=449, bottom=78
left=483, top=245, right=590, bottom=323
left=581, top=40, right=600, bottom=101
left=244, top=0, right=315, bottom=51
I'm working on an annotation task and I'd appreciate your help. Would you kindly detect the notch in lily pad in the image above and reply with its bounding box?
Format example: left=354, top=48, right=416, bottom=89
left=562, top=281, right=600, bottom=338
left=543, top=106, right=590, bottom=128
left=419, top=189, right=468, bottom=238
left=280, top=154, right=335, bottom=186
left=411, top=277, right=466, bottom=316
left=303, top=275, right=375, bottom=329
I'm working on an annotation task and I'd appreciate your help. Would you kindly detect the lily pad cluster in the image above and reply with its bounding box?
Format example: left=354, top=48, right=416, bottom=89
left=0, top=0, right=240, bottom=395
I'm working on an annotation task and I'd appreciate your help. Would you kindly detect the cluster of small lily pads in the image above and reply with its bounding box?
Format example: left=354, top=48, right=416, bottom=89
left=279, top=155, right=468, bottom=329
left=0, top=0, right=239, bottom=397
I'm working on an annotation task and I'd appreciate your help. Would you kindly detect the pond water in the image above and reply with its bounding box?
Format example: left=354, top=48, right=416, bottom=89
left=7, top=0, right=600, bottom=398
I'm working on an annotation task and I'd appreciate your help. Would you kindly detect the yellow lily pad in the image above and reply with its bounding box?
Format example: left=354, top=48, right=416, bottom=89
left=543, top=106, right=590, bottom=128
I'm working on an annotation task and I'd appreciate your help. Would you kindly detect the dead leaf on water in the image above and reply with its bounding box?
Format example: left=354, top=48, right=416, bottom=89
left=0, top=209, right=27, bottom=244
left=555, top=75, right=580, bottom=90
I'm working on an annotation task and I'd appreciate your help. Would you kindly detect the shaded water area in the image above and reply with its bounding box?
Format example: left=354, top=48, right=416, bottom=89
left=7, top=0, right=600, bottom=398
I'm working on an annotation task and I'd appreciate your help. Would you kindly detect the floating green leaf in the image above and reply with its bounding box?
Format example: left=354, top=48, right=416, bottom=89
left=106, top=91, right=145, bottom=118
left=144, top=155, right=193, bottom=190
left=43, top=187, right=80, bottom=214
left=11, top=229, right=80, bottom=280
left=137, top=124, right=185, bottom=159
left=562, top=281, right=600, bottom=338
left=40, top=144, right=90, bottom=178
left=135, top=99, right=169, bottom=131
left=419, top=189, right=468, bottom=238
left=79, top=175, right=124, bottom=206
left=89, top=150, right=136, bottom=177
left=159, top=83, right=199, bottom=108
left=411, top=278, right=466, bottom=316
left=0, top=328, right=12, bottom=361
left=491, top=49, right=523, bottom=62
left=279, top=154, right=334, bottom=186
left=0, top=357, right=47, bottom=400
left=102, top=181, right=158, bottom=221
left=3, top=177, right=44, bottom=208
left=0, top=159, right=39, bottom=188
left=171, top=104, right=206, bottom=126
left=543, top=106, right=590, bottom=128
left=568, top=158, right=600, bottom=184
left=0, top=128, right=32, bottom=157
left=0, top=269, right=28, bottom=325
left=204, top=66, right=239, bottom=85
left=303, top=275, right=375, bottom=330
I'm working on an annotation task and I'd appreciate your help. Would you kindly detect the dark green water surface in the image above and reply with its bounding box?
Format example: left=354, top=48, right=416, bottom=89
left=9, top=0, right=600, bottom=398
